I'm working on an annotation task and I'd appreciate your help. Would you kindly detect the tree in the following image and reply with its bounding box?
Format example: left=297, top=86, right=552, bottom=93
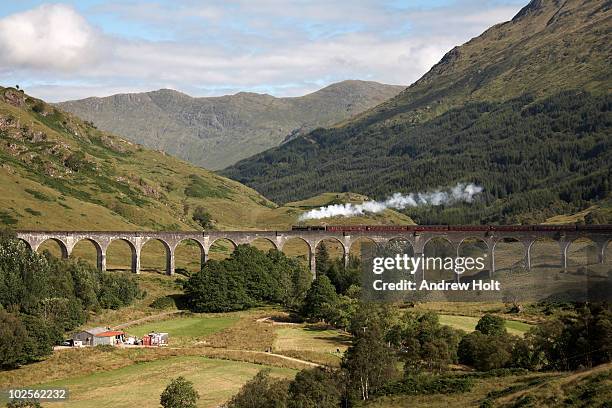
left=315, top=243, right=331, bottom=278
left=0, top=310, right=28, bottom=368
left=475, top=314, right=506, bottom=336
left=301, top=275, right=337, bottom=321
left=267, top=249, right=311, bottom=309
left=183, top=245, right=310, bottom=313
left=20, top=314, right=61, bottom=362
left=183, top=260, right=251, bottom=312
left=0, top=236, right=142, bottom=368
left=288, top=368, right=342, bottom=408
left=348, top=302, right=398, bottom=337
left=192, top=206, right=213, bottom=229
left=230, top=245, right=280, bottom=302
left=342, top=324, right=398, bottom=400
left=522, top=303, right=612, bottom=371
left=458, top=331, right=513, bottom=371
left=226, top=369, right=289, bottom=408
left=160, top=376, right=199, bottom=408
left=387, top=312, right=461, bottom=373
left=325, top=257, right=361, bottom=295
left=457, top=313, right=515, bottom=371
left=320, top=294, right=358, bottom=330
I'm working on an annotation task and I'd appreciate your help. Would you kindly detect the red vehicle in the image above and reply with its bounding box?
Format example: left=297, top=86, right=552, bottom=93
left=325, top=225, right=367, bottom=232
left=290, top=224, right=612, bottom=233
left=411, top=225, right=449, bottom=231
left=366, top=225, right=411, bottom=232
left=490, top=225, right=533, bottom=231
left=576, top=224, right=612, bottom=232
left=534, top=225, right=577, bottom=232
left=448, top=225, right=491, bottom=231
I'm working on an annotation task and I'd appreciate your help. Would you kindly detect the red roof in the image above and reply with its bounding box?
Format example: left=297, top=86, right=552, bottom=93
left=96, top=331, right=124, bottom=337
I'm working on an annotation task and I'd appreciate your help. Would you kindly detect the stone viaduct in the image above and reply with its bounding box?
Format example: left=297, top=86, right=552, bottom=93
left=15, top=228, right=611, bottom=279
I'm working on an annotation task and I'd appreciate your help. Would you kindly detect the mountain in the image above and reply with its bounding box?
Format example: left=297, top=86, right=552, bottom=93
left=222, top=0, right=612, bottom=225
left=0, top=86, right=413, bottom=230
left=55, top=80, right=404, bottom=170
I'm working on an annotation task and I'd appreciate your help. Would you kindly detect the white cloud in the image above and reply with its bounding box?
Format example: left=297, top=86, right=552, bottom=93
left=0, top=4, right=104, bottom=72
left=0, top=1, right=525, bottom=101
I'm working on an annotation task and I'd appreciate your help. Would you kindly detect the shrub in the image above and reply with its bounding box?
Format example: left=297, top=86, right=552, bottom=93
left=192, top=206, right=213, bottom=229
left=380, top=374, right=474, bottom=396
left=150, top=296, right=177, bottom=310
left=475, top=314, right=507, bottom=336
left=160, top=376, right=199, bottom=408
left=31, top=101, right=45, bottom=114
left=458, top=332, right=513, bottom=371
left=0, top=310, right=28, bottom=368
left=98, top=273, right=141, bottom=309
left=64, top=152, right=92, bottom=172
left=226, top=369, right=289, bottom=408
left=289, top=368, right=342, bottom=408
left=7, top=399, right=42, bottom=408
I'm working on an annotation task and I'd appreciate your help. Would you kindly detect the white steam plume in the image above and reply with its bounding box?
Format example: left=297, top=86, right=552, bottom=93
left=299, top=183, right=483, bottom=221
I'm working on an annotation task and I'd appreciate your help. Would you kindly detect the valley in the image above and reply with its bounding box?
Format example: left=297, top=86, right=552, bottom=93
left=0, top=0, right=610, bottom=407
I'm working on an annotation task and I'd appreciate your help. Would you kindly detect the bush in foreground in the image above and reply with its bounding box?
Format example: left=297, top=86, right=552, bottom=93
left=160, top=376, right=199, bottom=408
left=225, top=369, right=289, bottom=408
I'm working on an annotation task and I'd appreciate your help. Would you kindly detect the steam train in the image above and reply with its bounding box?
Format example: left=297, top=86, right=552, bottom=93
left=291, top=224, right=612, bottom=232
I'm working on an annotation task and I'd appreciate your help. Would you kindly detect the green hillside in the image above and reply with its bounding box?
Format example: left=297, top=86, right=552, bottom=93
left=222, top=0, right=612, bottom=225
left=0, top=87, right=412, bottom=231
left=57, top=81, right=404, bottom=170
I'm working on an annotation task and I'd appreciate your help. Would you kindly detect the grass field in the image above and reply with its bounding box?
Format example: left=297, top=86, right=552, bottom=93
left=127, top=314, right=240, bottom=339
left=272, top=324, right=351, bottom=366
left=274, top=326, right=351, bottom=354
left=35, top=356, right=296, bottom=408
left=438, top=314, right=532, bottom=336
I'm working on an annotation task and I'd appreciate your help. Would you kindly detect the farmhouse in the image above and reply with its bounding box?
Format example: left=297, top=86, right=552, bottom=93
left=72, top=327, right=107, bottom=346
left=93, top=330, right=126, bottom=346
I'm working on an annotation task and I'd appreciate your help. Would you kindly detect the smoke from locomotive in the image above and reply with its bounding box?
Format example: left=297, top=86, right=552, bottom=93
left=299, top=183, right=483, bottom=221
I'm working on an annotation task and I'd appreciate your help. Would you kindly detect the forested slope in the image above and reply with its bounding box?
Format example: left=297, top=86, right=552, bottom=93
left=222, top=0, right=612, bottom=224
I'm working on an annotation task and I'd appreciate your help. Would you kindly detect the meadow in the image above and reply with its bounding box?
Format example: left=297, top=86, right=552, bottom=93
left=127, top=314, right=239, bottom=338
left=37, top=356, right=297, bottom=408
left=438, top=315, right=532, bottom=336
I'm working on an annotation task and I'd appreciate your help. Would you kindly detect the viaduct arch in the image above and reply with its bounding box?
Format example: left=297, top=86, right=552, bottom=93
left=16, top=228, right=611, bottom=279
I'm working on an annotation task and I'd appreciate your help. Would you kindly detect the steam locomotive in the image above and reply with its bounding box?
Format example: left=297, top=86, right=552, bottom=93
left=291, top=224, right=612, bottom=232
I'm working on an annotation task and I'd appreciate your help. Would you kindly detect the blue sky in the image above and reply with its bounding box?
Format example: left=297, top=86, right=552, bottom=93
left=0, top=0, right=527, bottom=101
